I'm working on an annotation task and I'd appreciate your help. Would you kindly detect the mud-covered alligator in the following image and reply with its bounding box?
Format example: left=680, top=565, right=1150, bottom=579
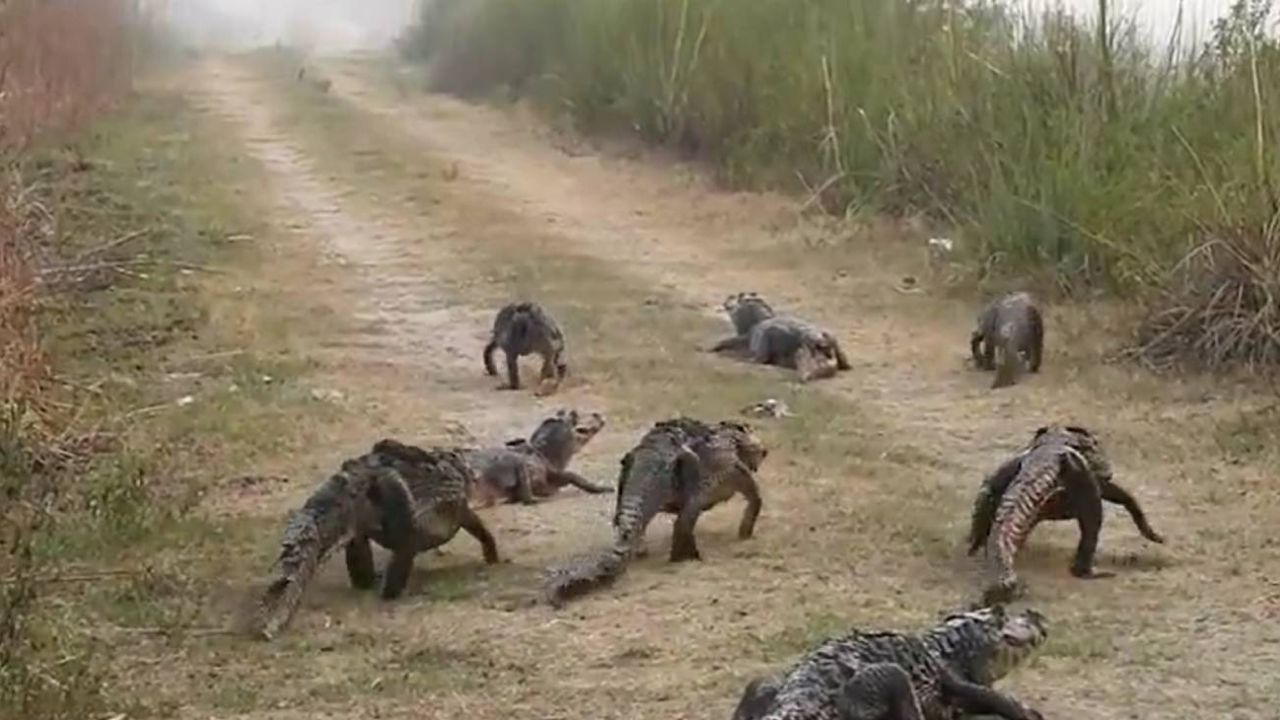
left=248, top=439, right=499, bottom=640
left=968, top=424, right=1165, bottom=603
left=731, top=605, right=1047, bottom=720
left=541, top=416, right=767, bottom=606
left=711, top=292, right=851, bottom=383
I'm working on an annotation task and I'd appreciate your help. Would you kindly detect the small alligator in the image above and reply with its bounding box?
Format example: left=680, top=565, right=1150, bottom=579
left=711, top=293, right=850, bottom=383
left=731, top=605, right=1047, bottom=720
left=467, top=409, right=610, bottom=506
left=968, top=424, right=1165, bottom=603
left=541, top=417, right=767, bottom=606
left=249, top=439, right=499, bottom=640
left=970, top=292, right=1044, bottom=389
left=483, top=301, right=569, bottom=395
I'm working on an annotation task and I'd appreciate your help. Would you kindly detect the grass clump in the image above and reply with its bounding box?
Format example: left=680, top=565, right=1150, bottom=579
left=402, top=0, right=1280, bottom=372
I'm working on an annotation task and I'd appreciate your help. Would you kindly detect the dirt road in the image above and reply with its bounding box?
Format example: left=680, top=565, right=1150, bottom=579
left=156, top=53, right=1278, bottom=719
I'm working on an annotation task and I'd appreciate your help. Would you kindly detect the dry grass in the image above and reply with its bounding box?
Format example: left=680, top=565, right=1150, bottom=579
left=92, top=51, right=1276, bottom=720
left=1134, top=217, right=1280, bottom=372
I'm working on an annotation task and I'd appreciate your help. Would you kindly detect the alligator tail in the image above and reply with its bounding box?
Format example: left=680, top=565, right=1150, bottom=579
left=542, top=544, right=631, bottom=608
left=248, top=468, right=362, bottom=640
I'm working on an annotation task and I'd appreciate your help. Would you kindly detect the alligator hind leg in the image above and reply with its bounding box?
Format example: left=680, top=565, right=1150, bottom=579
left=939, top=666, right=1042, bottom=719
left=458, top=505, right=501, bottom=564
left=503, top=350, right=521, bottom=390
left=344, top=537, right=377, bottom=590
left=669, top=450, right=705, bottom=562
left=483, top=340, right=499, bottom=376
left=1028, top=310, right=1044, bottom=372
left=834, top=663, right=925, bottom=720
left=380, top=549, right=416, bottom=600
left=1061, top=452, right=1112, bottom=580
left=1101, top=481, right=1165, bottom=543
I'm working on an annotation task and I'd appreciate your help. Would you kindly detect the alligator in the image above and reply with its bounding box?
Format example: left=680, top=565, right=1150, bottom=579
left=710, top=293, right=850, bottom=383
left=970, top=292, right=1044, bottom=389
left=483, top=301, right=569, bottom=395
left=541, top=417, right=767, bottom=606
left=967, top=424, right=1165, bottom=604
left=711, top=292, right=777, bottom=355
left=731, top=605, right=1047, bottom=720
left=248, top=439, right=499, bottom=640
left=466, top=409, right=610, bottom=506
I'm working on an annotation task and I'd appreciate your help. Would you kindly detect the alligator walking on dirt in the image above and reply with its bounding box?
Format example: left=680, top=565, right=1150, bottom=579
left=483, top=301, right=569, bottom=396
left=731, top=605, right=1048, bottom=720
left=970, top=291, right=1044, bottom=389
left=967, top=424, right=1165, bottom=603
left=466, top=409, right=610, bottom=506
left=248, top=439, right=499, bottom=640
left=541, top=417, right=767, bottom=606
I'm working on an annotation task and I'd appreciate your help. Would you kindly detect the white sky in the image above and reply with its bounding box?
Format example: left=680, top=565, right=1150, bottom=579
left=159, top=0, right=1251, bottom=53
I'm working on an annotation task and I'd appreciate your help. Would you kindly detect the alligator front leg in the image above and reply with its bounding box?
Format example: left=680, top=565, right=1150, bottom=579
left=835, top=663, right=925, bottom=720
left=731, top=675, right=780, bottom=720
left=547, top=469, right=614, bottom=494
left=721, top=461, right=763, bottom=540
left=1101, top=481, right=1165, bottom=543
left=970, top=330, right=991, bottom=370
left=710, top=334, right=749, bottom=354
left=939, top=667, right=1042, bottom=720
left=1061, top=453, right=1112, bottom=580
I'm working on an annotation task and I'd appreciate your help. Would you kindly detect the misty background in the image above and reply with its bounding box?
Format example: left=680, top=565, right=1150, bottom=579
left=159, top=0, right=1249, bottom=55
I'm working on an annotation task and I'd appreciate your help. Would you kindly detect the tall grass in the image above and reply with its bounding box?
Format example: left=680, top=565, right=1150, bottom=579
left=1, top=1, right=141, bottom=717
left=403, top=0, right=1276, bottom=289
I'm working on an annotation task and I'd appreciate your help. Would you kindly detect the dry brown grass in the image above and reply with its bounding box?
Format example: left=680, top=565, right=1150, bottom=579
left=1134, top=217, right=1280, bottom=373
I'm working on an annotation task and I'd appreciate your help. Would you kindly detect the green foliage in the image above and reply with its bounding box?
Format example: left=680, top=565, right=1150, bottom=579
left=402, top=0, right=1280, bottom=296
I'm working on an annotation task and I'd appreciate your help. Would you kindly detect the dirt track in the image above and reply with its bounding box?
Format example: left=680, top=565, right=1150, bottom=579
left=157, top=53, right=1280, bottom=719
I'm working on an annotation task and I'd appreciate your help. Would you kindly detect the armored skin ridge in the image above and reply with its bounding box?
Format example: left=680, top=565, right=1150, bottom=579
left=541, top=416, right=768, bottom=607
left=731, top=606, right=1047, bottom=720
left=968, top=424, right=1165, bottom=604
left=483, top=301, right=569, bottom=396
left=248, top=439, right=499, bottom=640
left=970, top=291, right=1044, bottom=389
left=710, top=292, right=850, bottom=383
left=466, top=409, right=610, bottom=506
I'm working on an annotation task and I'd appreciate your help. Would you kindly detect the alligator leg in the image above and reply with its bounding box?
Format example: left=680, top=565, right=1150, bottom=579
left=504, top=350, right=521, bottom=390
left=510, top=463, right=537, bottom=505
left=547, top=469, right=614, bottom=494
left=482, top=339, right=499, bottom=376
left=458, top=505, right=501, bottom=564
left=1101, top=481, right=1165, bottom=543
left=344, top=536, right=377, bottom=590
left=380, top=549, right=416, bottom=600
left=1028, top=311, right=1044, bottom=372
left=939, top=666, right=1042, bottom=720
left=827, top=333, right=852, bottom=371
left=967, top=452, right=1027, bottom=555
left=1061, top=453, right=1113, bottom=580
left=669, top=450, right=705, bottom=562
left=535, top=352, right=561, bottom=396
left=731, top=675, right=781, bottom=720
left=710, top=334, right=749, bottom=354
left=722, top=461, right=763, bottom=540
left=835, top=663, right=925, bottom=720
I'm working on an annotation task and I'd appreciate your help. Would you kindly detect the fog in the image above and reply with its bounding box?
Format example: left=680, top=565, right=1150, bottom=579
left=162, top=0, right=420, bottom=52
left=159, top=0, right=1245, bottom=55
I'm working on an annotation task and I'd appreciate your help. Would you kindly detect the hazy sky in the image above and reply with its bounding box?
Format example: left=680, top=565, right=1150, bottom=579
left=162, top=0, right=1250, bottom=53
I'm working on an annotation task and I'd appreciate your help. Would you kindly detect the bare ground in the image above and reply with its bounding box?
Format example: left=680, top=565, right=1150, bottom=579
left=121, top=53, right=1280, bottom=719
